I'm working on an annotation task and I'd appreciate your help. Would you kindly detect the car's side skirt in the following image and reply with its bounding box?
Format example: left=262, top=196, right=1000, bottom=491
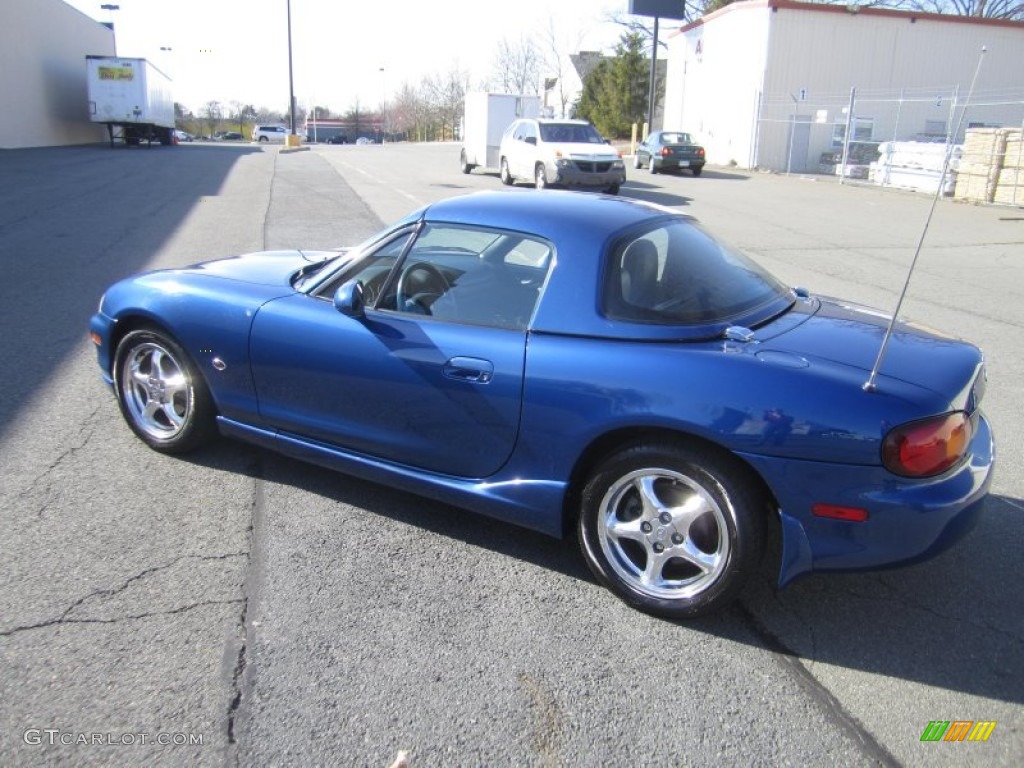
left=217, top=417, right=567, bottom=537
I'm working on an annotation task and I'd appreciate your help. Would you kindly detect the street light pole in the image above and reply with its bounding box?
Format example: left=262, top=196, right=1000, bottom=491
left=379, top=66, right=386, bottom=143
left=286, top=0, right=298, bottom=144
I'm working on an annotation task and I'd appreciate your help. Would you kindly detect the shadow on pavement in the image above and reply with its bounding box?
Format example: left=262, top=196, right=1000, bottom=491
left=181, top=438, right=1024, bottom=707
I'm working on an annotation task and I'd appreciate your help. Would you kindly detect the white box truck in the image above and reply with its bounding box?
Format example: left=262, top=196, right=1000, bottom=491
left=460, top=92, right=541, bottom=174
left=86, top=56, right=175, bottom=147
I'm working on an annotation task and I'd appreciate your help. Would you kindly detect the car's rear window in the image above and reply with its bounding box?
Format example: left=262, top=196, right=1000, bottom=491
left=603, top=220, right=792, bottom=325
left=661, top=133, right=694, bottom=144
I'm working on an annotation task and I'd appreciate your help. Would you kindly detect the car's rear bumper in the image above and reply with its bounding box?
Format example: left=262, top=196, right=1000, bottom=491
left=654, top=158, right=704, bottom=172
left=740, top=410, right=995, bottom=586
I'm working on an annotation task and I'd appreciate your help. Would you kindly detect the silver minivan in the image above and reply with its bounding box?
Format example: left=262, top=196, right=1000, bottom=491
left=498, top=119, right=626, bottom=194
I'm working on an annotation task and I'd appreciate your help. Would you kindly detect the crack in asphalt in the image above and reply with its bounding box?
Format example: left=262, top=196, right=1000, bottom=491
left=226, top=455, right=264, bottom=760
left=0, top=552, right=248, bottom=637
left=736, top=603, right=901, bottom=768
left=16, top=403, right=104, bottom=519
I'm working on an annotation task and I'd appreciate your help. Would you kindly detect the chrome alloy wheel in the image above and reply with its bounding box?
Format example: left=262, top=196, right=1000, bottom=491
left=121, top=341, right=192, bottom=441
left=597, top=468, right=730, bottom=600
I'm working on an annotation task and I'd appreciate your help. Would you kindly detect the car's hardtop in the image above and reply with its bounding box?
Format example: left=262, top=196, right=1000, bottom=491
left=415, top=191, right=793, bottom=341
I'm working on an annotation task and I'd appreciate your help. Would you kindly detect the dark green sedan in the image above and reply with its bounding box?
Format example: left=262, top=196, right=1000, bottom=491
left=634, top=131, right=706, bottom=176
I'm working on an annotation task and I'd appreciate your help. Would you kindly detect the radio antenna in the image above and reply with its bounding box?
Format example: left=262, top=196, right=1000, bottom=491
left=863, top=46, right=988, bottom=393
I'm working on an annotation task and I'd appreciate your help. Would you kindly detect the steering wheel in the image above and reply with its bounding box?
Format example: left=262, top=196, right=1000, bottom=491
left=395, top=261, right=451, bottom=315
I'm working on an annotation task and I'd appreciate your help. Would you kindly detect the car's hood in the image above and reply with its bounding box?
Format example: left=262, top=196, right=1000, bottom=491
left=180, top=249, right=337, bottom=286
left=551, top=143, right=620, bottom=160
left=761, top=297, right=981, bottom=404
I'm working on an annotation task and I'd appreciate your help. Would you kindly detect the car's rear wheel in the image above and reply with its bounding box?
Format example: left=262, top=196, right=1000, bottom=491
left=500, top=158, right=513, bottom=186
left=578, top=442, right=765, bottom=618
left=259, top=136, right=267, bottom=142
left=649, top=160, right=658, bottom=175
left=460, top=149, right=473, bottom=174
left=535, top=163, right=548, bottom=190
left=692, top=166, right=703, bottom=177
left=113, top=329, right=216, bottom=454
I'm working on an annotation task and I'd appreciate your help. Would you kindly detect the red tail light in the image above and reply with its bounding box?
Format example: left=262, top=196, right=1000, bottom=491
left=696, top=148, right=705, bottom=157
left=882, top=412, right=972, bottom=477
left=661, top=147, right=671, bottom=157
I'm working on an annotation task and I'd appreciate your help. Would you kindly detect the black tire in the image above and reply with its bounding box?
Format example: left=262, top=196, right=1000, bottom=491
left=578, top=442, right=766, bottom=619
left=500, top=157, right=513, bottom=186
left=606, top=184, right=620, bottom=195
left=259, top=136, right=268, bottom=143
left=535, top=163, right=548, bottom=190
left=113, top=329, right=217, bottom=454
left=692, top=166, right=704, bottom=177
left=649, top=160, right=658, bottom=175
left=460, top=149, right=473, bottom=174
left=633, top=153, right=642, bottom=170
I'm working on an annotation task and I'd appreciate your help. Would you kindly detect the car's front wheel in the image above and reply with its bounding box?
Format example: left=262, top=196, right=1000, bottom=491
left=535, top=163, right=549, bottom=190
left=113, top=329, right=216, bottom=454
left=500, top=158, right=513, bottom=186
left=578, top=442, right=765, bottom=619
left=460, top=149, right=473, bottom=174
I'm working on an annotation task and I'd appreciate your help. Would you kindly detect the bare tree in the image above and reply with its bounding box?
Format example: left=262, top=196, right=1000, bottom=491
left=540, top=16, right=586, bottom=117
left=490, top=36, right=542, bottom=95
left=202, top=100, right=222, bottom=138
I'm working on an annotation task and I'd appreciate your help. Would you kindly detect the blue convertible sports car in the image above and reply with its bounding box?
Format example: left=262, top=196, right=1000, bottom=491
left=90, top=190, right=994, bottom=618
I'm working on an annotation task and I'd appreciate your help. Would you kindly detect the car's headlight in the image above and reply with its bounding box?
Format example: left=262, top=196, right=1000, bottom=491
left=612, top=160, right=625, bottom=169
left=556, top=158, right=571, bottom=168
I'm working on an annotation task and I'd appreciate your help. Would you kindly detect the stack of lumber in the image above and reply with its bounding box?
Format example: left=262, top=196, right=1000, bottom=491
left=955, top=128, right=1008, bottom=203
left=994, top=130, right=1023, bottom=206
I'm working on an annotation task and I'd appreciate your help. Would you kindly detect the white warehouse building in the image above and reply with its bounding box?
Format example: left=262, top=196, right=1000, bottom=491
left=0, top=0, right=114, bottom=149
left=663, top=1, right=1024, bottom=172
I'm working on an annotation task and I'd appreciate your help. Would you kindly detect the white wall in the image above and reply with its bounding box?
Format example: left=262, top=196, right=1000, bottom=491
left=664, top=1, right=1024, bottom=172
left=665, top=6, right=772, bottom=168
left=1, top=0, right=115, bottom=148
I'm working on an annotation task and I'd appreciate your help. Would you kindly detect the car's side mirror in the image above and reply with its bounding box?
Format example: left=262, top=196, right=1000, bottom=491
left=333, top=280, right=365, bottom=317
left=525, top=136, right=537, bottom=145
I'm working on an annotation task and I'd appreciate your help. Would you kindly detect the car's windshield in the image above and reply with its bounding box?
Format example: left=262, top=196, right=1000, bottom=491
left=605, top=220, right=793, bottom=325
left=539, top=123, right=604, bottom=144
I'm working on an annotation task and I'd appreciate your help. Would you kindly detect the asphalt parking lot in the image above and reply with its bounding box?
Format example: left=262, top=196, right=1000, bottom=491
left=0, top=141, right=1020, bottom=767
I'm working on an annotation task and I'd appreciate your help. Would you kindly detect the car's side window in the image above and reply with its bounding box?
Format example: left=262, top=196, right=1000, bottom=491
left=378, top=224, right=552, bottom=330
left=314, top=232, right=413, bottom=303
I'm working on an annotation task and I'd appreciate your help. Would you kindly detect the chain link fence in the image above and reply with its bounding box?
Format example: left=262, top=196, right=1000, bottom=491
left=753, top=86, right=1024, bottom=205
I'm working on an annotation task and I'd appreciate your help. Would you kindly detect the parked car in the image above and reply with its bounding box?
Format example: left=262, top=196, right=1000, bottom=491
left=499, top=119, right=626, bottom=193
left=221, top=132, right=244, bottom=141
left=326, top=135, right=348, bottom=145
left=355, top=136, right=373, bottom=145
left=174, top=129, right=194, bottom=143
left=89, top=191, right=992, bottom=619
left=635, top=131, right=706, bottom=176
left=252, top=125, right=288, bottom=143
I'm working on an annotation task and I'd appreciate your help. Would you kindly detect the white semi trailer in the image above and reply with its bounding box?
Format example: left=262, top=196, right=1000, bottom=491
left=86, top=56, right=175, bottom=148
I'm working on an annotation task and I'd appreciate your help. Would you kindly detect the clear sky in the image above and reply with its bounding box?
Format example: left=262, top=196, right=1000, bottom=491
left=62, top=0, right=630, bottom=116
